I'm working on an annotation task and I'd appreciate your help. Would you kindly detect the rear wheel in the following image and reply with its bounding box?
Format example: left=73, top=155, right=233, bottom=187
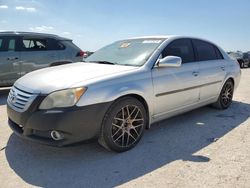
left=213, top=80, right=234, bottom=109
left=98, top=97, right=146, bottom=152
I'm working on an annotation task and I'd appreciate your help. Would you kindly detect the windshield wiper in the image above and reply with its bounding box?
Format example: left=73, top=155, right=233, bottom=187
left=87, top=61, right=116, bottom=65
left=119, top=63, right=139, bottom=67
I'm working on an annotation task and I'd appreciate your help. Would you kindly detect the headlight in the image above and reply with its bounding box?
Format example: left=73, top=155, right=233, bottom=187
left=39, top=87, right=87, bottom=110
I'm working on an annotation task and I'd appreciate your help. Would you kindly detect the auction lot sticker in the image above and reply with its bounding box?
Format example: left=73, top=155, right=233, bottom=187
left=120, top=42, right=131, bottom=48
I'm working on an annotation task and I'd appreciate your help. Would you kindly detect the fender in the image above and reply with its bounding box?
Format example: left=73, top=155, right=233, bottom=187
left=213, top=70, right=240, bottom=104
left=76, top=76, right=155, bottom=124
left=221, top=66, right=241, bottom=91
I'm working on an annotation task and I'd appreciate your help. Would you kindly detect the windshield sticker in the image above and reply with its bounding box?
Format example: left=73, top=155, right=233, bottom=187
left=142, top=40, right=162, bottom=44
left=120, top=42, right=131, bottom=48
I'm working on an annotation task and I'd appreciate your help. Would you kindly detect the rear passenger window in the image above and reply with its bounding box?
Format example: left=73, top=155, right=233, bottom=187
left=23, top=39, right=35, bottom=48
left=214, top=46, right=224, bottom=59
left=52, top=41, right=65, bottom=50
left=22, top=38, right=48, bottom=51
left=47, top=39, right=65, bottom=50
left=193, top=40, right=218, bottom=61
left=56, top=41, right=65, bottom=50
left=162, top=39, right=195, bottom=63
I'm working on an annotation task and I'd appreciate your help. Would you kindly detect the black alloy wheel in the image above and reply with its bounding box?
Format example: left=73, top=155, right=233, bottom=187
left=98, top=97, right=147, bottom=152
left=213, top=79, right=234, bottom=109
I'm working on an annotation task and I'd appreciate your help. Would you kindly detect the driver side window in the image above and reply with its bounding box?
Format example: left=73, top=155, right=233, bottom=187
left=162, top=39, right=195, bottom=63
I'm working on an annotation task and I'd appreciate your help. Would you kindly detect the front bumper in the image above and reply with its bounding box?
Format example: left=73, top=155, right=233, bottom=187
left=7, top=96, right=112, bottom=146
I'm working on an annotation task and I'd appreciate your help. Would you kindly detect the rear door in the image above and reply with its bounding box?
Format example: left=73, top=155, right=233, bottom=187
left=47, top=38, right=71, bottom=65
left=55, top=40, right=82, bottom=63
left=0, top=36, right=20, bottom=86
left=152, top=39, right=200, bottom=118
left=192, top=39, right=226, bottom=101
left=19, top=37, right=58, bottom=76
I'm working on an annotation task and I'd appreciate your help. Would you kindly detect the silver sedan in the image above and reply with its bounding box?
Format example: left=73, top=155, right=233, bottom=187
left=7, top=36, right=241, bottom=152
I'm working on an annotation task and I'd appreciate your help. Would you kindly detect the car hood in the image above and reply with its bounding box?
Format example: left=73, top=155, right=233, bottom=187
left=15, top=62, right=138, bottom=94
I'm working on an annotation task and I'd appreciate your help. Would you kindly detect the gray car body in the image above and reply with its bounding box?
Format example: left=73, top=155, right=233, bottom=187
left=0, top=31, right=82, bottom=87
left=12, top=35, right=241, bottom=127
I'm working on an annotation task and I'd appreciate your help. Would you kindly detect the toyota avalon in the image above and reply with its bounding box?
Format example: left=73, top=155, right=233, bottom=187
left=7, top=36, right=241, bottom=152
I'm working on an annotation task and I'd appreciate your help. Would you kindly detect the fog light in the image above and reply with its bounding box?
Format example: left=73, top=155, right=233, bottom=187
left=51, top=130, right=64, bottom=141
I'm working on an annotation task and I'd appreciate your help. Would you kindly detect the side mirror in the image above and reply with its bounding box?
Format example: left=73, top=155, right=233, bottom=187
left=157, top=56, right=182, bottom=68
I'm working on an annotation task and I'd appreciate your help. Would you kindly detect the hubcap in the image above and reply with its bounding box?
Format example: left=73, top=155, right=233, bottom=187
left=221, top=82, right=233, bottom=106
left=111, top=105, right=144, bottom=147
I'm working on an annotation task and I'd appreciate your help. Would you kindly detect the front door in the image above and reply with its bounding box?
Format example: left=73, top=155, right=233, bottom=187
left=0, top=37, right=20, bottom=86
left=152, top=39, right=200, bottom=118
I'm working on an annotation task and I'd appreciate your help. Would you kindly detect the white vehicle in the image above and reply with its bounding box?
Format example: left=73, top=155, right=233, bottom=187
left=7, top=36, right=241, bottom=152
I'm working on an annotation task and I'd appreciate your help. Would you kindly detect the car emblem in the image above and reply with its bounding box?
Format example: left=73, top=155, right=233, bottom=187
left=10, top=91, right=17, bottom=104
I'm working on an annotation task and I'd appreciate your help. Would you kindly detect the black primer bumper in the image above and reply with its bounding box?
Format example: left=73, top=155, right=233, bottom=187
left=7, top=96, right=112, bottom=146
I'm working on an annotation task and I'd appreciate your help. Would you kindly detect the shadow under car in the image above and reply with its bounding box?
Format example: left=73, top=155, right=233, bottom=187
left=3, top=101, right=250, bottom=187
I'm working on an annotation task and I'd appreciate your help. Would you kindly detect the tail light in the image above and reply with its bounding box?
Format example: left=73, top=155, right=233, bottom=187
left=76, top=50, right=85, bottom=57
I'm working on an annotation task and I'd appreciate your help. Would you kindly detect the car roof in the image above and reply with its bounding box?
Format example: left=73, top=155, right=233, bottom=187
left=128, top=35, right=210, bottom=41
left=128, top=35, right=175, bottom=39
left=128, top=35, right=220, bottom=47
left=0, top=31, right=71, bottom=40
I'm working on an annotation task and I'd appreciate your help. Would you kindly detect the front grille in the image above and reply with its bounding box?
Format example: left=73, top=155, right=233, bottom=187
left=7, top=86, right=37, bottom=112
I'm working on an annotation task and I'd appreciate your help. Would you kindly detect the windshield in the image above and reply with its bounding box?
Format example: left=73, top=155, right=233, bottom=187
left=85, top=38, right=165, bottom=66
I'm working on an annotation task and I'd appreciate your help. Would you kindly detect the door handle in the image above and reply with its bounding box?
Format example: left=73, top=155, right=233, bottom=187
left=220, top=66, right=225, bottom=71
left=7, top=57, right=19, bottom=61
left=192, top=71, right=199, bottom=77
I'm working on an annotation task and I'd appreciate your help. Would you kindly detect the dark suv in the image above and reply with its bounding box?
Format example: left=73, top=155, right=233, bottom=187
left=228, top=51, right=249, bottom=68
left=0, top=31, right=84, bottom=87
left=243, top=53, right=250, bottom=68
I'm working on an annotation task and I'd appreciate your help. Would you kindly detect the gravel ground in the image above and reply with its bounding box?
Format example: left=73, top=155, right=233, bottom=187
left=0, top=69, right=249, bottom=188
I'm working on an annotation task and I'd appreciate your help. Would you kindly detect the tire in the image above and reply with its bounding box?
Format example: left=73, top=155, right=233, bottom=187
left=98, top=97, right=147, bottom=152
left=212, top=80, right=234, bottom=109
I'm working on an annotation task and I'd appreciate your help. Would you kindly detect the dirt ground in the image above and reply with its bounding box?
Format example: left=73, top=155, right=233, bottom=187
left=0, top=69, right=249, bottom=188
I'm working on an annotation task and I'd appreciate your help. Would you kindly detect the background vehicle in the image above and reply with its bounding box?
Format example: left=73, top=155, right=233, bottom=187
left=228, top=51, right=248, bottom=68
left=243, top=52, right=250, bottom=67
left=83, top=51, right=94, bottom=58
left=0, top=31, right=84, bottom=87
left=7, top=36, right=241, bottom=152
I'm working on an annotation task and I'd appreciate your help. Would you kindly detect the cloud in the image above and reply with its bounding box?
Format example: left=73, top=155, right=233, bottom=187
left=16, top=6, right=25, bottom=10
left=26, top=7, right=36, bottom=12
left=29, top=25, right=54, bottom=32
left=0, top=5, right=36, bottom=12
left=62, top=32, right=71, bottom=35
left=0, top=5, right=8, bottom=9
left=16, top=6, right=36, bottom=12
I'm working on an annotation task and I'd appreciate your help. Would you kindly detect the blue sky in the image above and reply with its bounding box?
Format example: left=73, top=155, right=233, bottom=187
left=0, top=0, right=249, bottom=52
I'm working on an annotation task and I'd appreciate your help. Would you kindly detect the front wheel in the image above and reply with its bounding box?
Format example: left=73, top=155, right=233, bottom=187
left=212, top=80, right=234, bottom=109
left=98, top=97, right=147, bottom=152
